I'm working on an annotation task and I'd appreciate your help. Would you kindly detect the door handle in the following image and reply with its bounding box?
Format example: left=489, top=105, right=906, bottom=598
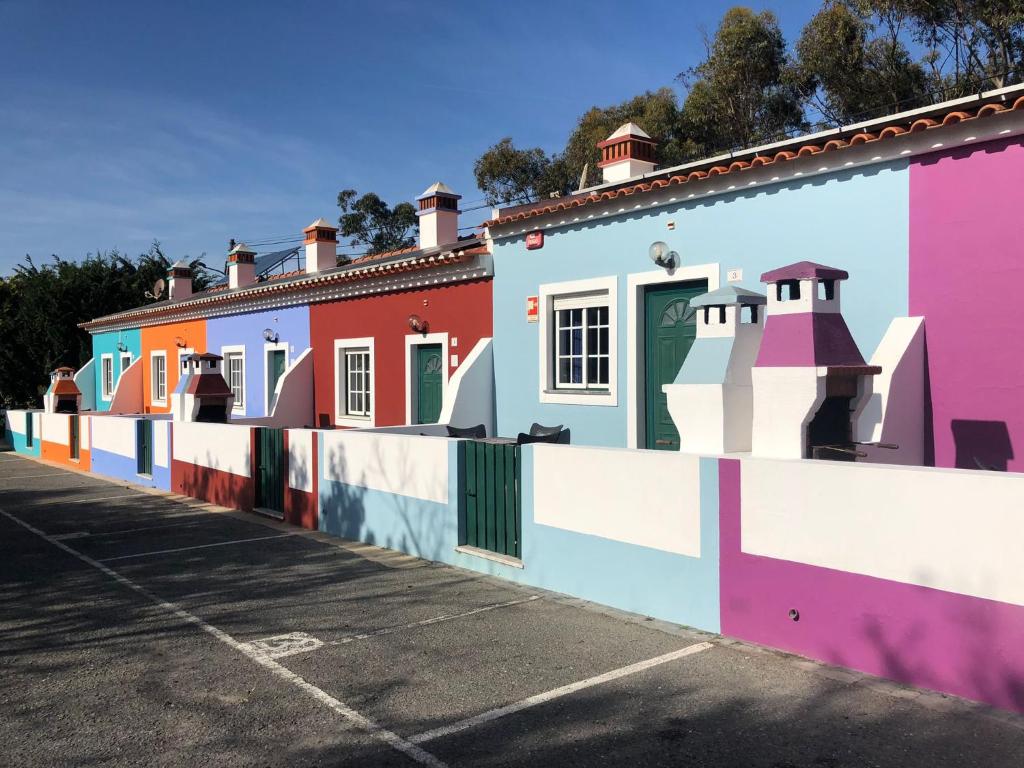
left=655, top=439, right=676, bottom=446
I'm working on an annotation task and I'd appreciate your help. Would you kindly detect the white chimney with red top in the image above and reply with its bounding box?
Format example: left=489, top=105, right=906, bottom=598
left=304, top=218, right=339, bottom=274
left=227, top=243, right=256, bottom=289
left=417, top=182, right=460, bottom=250
left=167, top=259, right=192, bottom=301
left=598, top=123, right=657, bottom=184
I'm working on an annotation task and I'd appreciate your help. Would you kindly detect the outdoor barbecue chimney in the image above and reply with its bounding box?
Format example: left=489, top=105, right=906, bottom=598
left=417, top=182, right=460, bottom=250
left=304, top=218, right=339, bottom=274
left=44, top=367, right=82, bottom=414
left=167, top=259, right=193, bottom=301
left=751, top=262, right=880, bottom=460
left=227, top=243, right=256, bottom=290
left=172, top=353, right=234, bottom=423
left=598, top=123, right=657, bottom=184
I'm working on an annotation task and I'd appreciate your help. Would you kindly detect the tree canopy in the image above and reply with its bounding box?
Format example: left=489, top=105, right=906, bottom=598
left=337, top=189, right=418, bottom=256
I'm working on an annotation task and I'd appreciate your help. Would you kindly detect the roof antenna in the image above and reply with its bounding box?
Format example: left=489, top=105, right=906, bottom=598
left=229, top=238, right=236, bottom=250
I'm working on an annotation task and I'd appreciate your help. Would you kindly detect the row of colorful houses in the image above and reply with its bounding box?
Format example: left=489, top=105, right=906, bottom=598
left=7, top=84, right=1024, bottom=715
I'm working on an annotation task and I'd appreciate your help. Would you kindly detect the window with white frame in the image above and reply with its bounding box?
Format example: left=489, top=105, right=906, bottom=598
left=344, top=349, right=371, bottom=416
left=224, top=351, right=245, bottom=410
left=553, top=292, right=610, bottom=390
left=120, top=352, right=132, bottom=375
left=101, top=355, right=114, bottom=400
left=151, top=352, right=167, bottom=403
left=333, top=338, right=375, bottom=425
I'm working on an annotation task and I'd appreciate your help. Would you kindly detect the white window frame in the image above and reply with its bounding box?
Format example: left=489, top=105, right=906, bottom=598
left=119, top=352, right=133, bottom=376
left=150, top=350, right=167, bottom=406
left=263, top=341, right=289, bottom=415
left=221, top=344, right=246, bottom=413
left=625, top=262, right=720, bottom=449
left=538, top=275, right=618, bottom=406
left=333, top=337, right=375, bottom=427
left=100, top=353, right=114, bottom=401
left=552, top=293, right=611, bottom=391
left=403, top=332, right=449, bottom=425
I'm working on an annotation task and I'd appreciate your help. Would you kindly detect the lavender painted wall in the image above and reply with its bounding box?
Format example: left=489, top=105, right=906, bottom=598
left=205, top=306, right=310, bottom=417
left=910, top=137, right=1024, bottom=471
left=718, top=458, right=1024, bottom=713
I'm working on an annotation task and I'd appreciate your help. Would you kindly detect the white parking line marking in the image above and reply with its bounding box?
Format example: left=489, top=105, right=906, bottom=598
left=1, top=508, right=448, bottom=768
left=0, top=472, right=77, bottom=480
left=97, top=533, right=301, bottom=561
left=328, top=595, right=542, bottom=648
left=408, top=641, right=714, bottom=745
left=243, top=632, right=325, bottom=660
left=89, top=520, right=207, bottom=536
left=21, top=493, right=151, bottom=508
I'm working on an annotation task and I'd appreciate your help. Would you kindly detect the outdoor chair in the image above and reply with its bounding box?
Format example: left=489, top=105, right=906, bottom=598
left=516, top=422, right=566, bottom=445
left=446, top=424, right=487, bottom=439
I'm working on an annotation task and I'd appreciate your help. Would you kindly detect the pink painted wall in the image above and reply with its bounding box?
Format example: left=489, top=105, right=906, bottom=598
left=718, top=458, right=1024, bottom=713
left=910, top=137, right=1024, bottom=471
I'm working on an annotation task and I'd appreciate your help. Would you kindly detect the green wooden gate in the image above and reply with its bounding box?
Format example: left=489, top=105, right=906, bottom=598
left=25, top=413, right=33, bottom=448
left=69, top=415, right=80, bottom=460
left=136, top=419, right=153, bottom=476
left=255, top=427, right=285, bottom=516
left=460, top=441, right=521, bottom=559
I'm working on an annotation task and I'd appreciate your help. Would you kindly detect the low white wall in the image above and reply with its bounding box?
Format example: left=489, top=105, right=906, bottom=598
left=91, top=415, right=136, bottom=456
left=439, top=337, right=495, bottom=437
left=288, top=429, right=314, bottom=492
left=740, top=457, right=1024, bottom=606
left=320, top=430, right=450, bottom=503
left=172, top=421, right=252, bottom=477
left=361, top=424, right=449, bottom=436
left=40, top=412, right=70, bottom=446
left=154, top=420, right=170, bottom=468
left=532, top=444, right=702, bottom=557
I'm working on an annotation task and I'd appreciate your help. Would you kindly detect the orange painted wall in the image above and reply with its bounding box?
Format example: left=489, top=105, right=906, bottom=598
left=140, top=320, right=207, bottom=413
left=41, top=440, right=91, bottom=470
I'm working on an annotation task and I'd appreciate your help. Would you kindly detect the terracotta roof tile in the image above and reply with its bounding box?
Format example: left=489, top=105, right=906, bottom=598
left=484, top=95, right=1024, bottom=229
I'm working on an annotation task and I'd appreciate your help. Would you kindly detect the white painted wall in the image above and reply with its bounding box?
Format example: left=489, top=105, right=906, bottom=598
left=108, top=358, right=143, bottom=414
left=853, top=317, right=925, bottom=465
left=320, top=430, right=449, bottom=503
left=438, top=337, right=495, bottom=436
left=267, top=347, right=314, bottom=427
left=288, top=429, right=314, bottom=492
left=740, top=457, right=1024, bottom=606
left=40, top=412, right=70, bottom=446
left=75, top=359, right=96, bottom=412
left=154, top=420, right=169, bottom=468
left=172, top=421, right=251, bottom=477
left=666, top=384, right=726, bottom=454
left=751, top=367, right=824, bottom=459
left=91, top=415, right=136, bottom=456
left=532, top=444, right=702, bottom=556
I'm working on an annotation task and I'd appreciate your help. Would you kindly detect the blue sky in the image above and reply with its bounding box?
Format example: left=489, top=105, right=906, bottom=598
left=0, top=0, right=821, bottom=274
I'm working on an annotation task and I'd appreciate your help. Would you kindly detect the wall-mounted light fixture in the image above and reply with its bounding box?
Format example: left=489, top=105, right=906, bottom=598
left=408, top=314, right=428, bottom=334
left=116, top=341, right=128, bottom=353
left=174, top=336, right=187, bottom=349
left=648, top=241, right=679, bottom=270
left=262, top=328, right=279, bottom=343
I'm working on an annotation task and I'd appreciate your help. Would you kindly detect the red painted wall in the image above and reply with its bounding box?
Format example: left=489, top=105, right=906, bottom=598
left=171, top=460, right=254, bottom=512
left=309, top=280, right=492, bottom=428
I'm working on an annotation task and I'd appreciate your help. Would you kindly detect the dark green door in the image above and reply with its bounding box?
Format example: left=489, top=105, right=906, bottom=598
left=460, top=441, right=521, bottom=559
left=267, top=350, right=286, bottom=411
left=415, top=344, right=443, bottom=424
left=644, top=281, right=706, bottom=450
left=255, top=427, right=285, bottom=516
left=136, top=419, right=153, bottom=475
left=69, top=415, right=80, bottom=460
left=25, top=413, right=33, bottom=448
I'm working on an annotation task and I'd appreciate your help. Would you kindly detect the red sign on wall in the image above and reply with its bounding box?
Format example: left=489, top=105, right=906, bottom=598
left=526, top=295, right=539, bottom=323
left=526, top=230, right=544, bottom=250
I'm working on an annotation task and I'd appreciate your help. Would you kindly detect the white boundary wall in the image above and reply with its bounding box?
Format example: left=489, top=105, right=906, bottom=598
left=321, top=430, right=449, bottom=503
left=172, top=421, right=252, bottom=478
left=288, top=429, right=314, bottom=492
left=532, top=444, right=702, bottom=557
left=91, top=415, right=135, bottom=457
left=40, top=412, right=70, bottom=446
left=741, top=457, right=1024, bottom=606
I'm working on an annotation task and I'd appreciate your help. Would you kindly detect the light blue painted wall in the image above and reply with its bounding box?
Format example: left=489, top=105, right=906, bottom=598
left=4, top=410, right=41, bottom=456
left=91, top=329, right=141, bottom=412
left=90, top=444, right=171, bottom=490
left=205, top=306, right=310, bottom=417
left=491, top=162, right=910, bottom=447
left=317, top=438, right=722, bottom=632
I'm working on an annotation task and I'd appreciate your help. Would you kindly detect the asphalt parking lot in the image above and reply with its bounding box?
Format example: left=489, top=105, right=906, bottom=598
left=2, top=451, right=1023, bottom=767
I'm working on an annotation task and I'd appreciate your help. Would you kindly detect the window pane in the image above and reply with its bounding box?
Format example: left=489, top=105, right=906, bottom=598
left=587, top=356, right=597, bottom=383
left=571, top=328, right=582, bottom=355
left=599, top=357, right=609, bottom=384
left=571, top=356, right=582, bottom=383
left=558, top=328, right=570, bottom=355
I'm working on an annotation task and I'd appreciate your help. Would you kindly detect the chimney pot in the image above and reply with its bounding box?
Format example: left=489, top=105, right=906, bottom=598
left=416, top=182, right=461, bottom=250
left=168, top=259, right=193, bottom=301
left=303, top=218, right=339, bottom=274
left=227, top=243, right=257, bottom=289
left=597, top=123, right=657, bottom=184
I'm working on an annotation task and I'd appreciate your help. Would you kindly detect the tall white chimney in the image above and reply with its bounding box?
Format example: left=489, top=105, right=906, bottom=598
left=303, top=218, right=339, bottom=274
left=167, top=259, right=192, bottom=301
left=416, top=182, right=460, bottom=250
left=598, top=123, right=657, bottom=184
left=227, top=243, right=257, bottom=289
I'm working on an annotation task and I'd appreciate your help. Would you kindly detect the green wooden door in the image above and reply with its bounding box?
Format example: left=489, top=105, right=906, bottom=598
left=461, top=441, right=521, bottom=558
left=25, top=413, right=33, bottom=448
left=136, top=419, right=153, bottom=475
left=69, top=415, right=80, bottom=460
left=267, top=350, right=286, bottom=411
left=415, top=344, right=443, bottom=425
left=644, top=282, right=706, bottom=450
left=255, top=427, right=285, bottom=516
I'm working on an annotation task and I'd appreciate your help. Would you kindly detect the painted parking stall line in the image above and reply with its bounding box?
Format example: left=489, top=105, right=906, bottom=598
left=0, top=507, right=449, bottom=768
left=97, top=532, right=302, bottom=562
left=408, top=641, right=714, bottom=745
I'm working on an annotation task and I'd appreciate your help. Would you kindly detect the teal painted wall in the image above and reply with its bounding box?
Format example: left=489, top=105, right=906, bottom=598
left=91, top=329, right=141, bottom=411
left=491, top=162, right=910, bottom=447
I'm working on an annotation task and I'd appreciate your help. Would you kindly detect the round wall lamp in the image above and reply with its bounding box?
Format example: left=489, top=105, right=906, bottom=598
left=262, top=328, right=279, bottom=343
left=648, top=241, right=679, bottom=270
left=174, top=336, right=187, bottom=348
left=408, top=314, right=429, bottom=334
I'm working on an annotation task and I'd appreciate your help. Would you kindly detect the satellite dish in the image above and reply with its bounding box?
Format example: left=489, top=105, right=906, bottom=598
left=648, top=241, right=678, bottom=270
left=145, top=278, right=166, bottom=300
